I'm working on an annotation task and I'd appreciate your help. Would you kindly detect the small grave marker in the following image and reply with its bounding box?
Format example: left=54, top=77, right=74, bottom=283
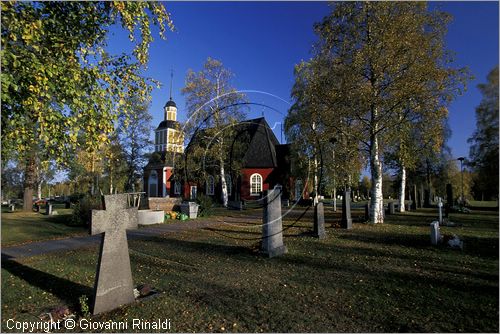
left=430, top=221, right=441, bottom=245
left=91, top=194, right=138, bottom=314
left=313, top=202, right=326, bottom=239
left=341, top=189, right=352, bottom=229
left=45, top=203, right=53, bottom=215
left=438, top=197, right=443, bottom=223
left=412, top=185, right=418, bottom=210
left=388, top=202, right=395, bottom=215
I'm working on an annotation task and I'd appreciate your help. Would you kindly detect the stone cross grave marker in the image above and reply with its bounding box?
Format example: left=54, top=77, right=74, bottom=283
left=91, top=194, right=138, bottom=315
left=341, top=189, right=352, bottom=229
left=437, top=197, right=443, bottom=223
left=261, top=189, right=287, bottom=258
left=313, top=202, right=326, bottom=239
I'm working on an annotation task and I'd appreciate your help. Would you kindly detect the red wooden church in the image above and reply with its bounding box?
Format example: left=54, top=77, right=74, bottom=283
left=144, top=95, right=302, bottom=203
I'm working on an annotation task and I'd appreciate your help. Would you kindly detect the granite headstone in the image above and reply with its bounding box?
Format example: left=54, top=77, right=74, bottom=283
left=261, top=189, right=287, bottom=258
left=430, top=221, right=440, bottom=245
left=388, top=202, right=395, bottom=215
left=313, top=202, right=326, bottom=239
left=341, top=189, right=352, bottom=229
left=91, top=194, right=138, bottom=314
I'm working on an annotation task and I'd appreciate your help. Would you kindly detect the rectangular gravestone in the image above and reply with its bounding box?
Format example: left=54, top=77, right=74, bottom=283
left=261, top=189, right=287, bottom=257
left=341, top=189, right=352, bottom=229
left=430, top=221, right=440, bottom=245
left=313, top=202, right=326, bottom=239
left=91, top=194, right=138, bottom=314
left=388, top=202, right=395, bottom=215
left=437, top=197, right=444, bottom=223
left=411, top=185, right=418, bottom=210
left=9, top=204, right=15, bottom=212
left=45, top=203, right=53, bottom=215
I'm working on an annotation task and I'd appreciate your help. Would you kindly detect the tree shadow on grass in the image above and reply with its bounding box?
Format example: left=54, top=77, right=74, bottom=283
left=1, top=256, right=93, bottom=308
left=336, top=230, right=431, bottom=249
left=140, top=236, right=257, bottom=256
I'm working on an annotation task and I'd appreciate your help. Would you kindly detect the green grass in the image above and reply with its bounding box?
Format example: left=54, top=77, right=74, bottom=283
left=1, top=207, right=498, bottom=332
left=1, top=205, right=87, bottom=246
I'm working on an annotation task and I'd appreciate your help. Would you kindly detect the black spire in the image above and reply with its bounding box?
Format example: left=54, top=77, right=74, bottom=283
left=169, top=68, right=173, bottom=101
left=164, top=69, right=176, bottom=108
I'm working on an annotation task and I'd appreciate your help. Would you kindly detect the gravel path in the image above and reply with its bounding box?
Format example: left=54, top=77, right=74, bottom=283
left=1, top=219, right=219, bottom=260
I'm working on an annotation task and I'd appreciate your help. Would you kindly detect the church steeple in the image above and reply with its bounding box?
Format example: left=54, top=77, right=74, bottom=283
left=155, top=69, right=184, bottom=154
left=164, top=69, right=177, bottom=121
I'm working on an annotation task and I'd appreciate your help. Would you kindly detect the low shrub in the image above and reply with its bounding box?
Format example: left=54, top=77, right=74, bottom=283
left=196, top=194, right=214, bottom=217
left=70, top=195, right=103, bottom=226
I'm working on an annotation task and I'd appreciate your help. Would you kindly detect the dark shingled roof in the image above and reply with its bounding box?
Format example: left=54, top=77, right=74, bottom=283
left=186, top=117, right=281, bottom=168
left=241, top=117, right=279, bottom=168
left=144, top=151, right=183, bottom=169
left=164, top=99, right=176, bottom=108
left=156, top=119, right=181, bottom=130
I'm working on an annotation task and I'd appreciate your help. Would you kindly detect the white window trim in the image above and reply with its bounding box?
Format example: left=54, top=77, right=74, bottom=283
left=174, top=181, right=181, bottom=195
left=250, top=173, right=262, bottom=196
left=190, top=186, right=197, bottom=200
left=148, top=170, right=158, bottom=197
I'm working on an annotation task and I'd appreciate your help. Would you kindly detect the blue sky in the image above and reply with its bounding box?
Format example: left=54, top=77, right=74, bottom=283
left=109, top=1, right=499, bottom=162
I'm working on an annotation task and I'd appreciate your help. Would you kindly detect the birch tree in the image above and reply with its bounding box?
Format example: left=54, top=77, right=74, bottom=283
left=1, top=1, right=172, bottom=210
left=182, top=58, right=246, bottom=207
left=311, top=2, right=469, bottom=223
left=468, top=66, right=499, bottom=200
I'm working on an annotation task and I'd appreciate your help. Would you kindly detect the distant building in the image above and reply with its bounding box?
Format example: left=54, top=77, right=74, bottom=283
left=143, top=95, right=184, bottom=198
left=183, top=117, right=293, bottom=202
left=144, top=94, right=307, bottom=203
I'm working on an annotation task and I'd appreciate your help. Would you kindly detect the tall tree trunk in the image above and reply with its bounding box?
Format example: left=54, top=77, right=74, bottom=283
left=369, top=133, right=384, bottom=224
left=219, top=139, right=228, bottom=207
left=398, top=163, right=406, bottom=213
left=220, top=159, right=228, bottom=207
left=23, top=151, right=36, bottom=211
left=37, top=181, right=42, bottom=200
left=332, top=180, right=337, bottom=212
left=313, top=154, right=319, bottom=205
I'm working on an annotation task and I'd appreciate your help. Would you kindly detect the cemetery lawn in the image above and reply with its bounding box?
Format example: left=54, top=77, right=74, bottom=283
left=2, top=207, right=498, bottom=332
left=1, top=206, right=87, bottom=246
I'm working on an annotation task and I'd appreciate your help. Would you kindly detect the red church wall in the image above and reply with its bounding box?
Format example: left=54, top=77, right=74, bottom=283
left=240, top=168, right=275, bottom=200
left=164, top=168, right=173, bottom=195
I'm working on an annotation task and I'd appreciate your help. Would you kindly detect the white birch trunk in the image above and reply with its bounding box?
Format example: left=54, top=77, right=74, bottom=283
left=332, top=183, right=337, bottom=212
left=398, top=164, right=406, bottom=213
left=313, top=154, right=319, bottom=206
left=369, top=133, right=384, bottom=224
left=220, top=160, right=228, bottom=207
